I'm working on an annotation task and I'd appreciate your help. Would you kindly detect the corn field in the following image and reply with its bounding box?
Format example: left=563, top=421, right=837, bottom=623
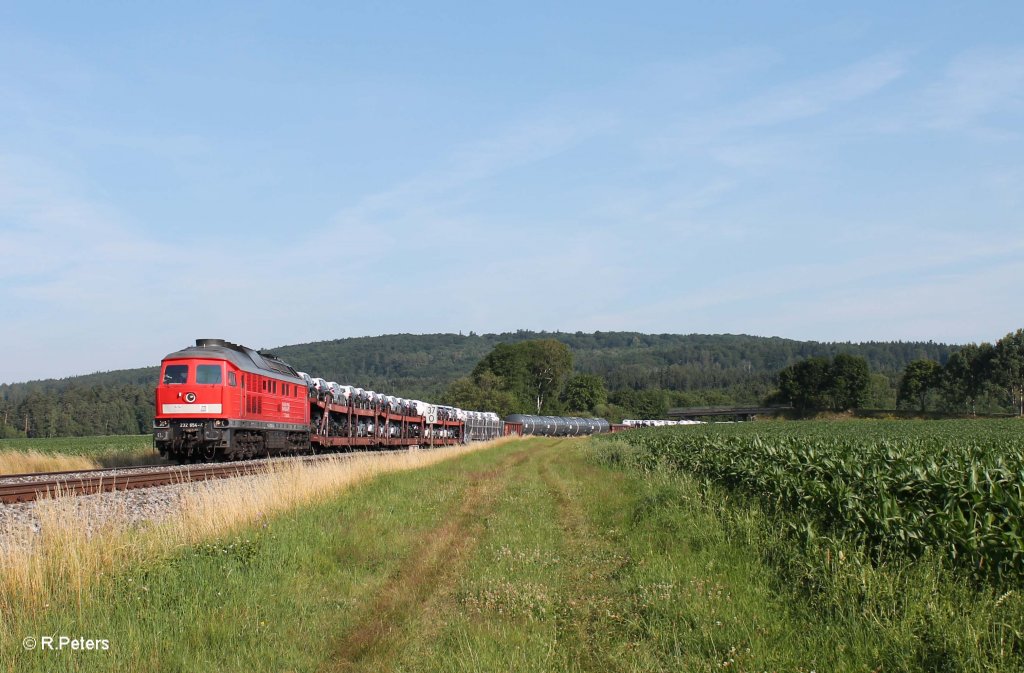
left=602, top=420, right=1024, bottom=584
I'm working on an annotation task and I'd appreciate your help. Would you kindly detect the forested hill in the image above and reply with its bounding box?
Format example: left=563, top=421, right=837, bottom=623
left=269, top=332, right=950, bottom=400
left=0, top=331, right=953, bottom=437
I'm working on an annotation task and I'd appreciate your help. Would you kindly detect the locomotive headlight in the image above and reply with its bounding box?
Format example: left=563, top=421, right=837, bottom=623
left=184, top=392, right=197, bottom=403
left=153, top=419, right=170, bottom=428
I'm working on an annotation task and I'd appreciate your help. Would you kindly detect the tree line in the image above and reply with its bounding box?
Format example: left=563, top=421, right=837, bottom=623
left=440, top=340, right=785, bottom=421
left=896, top=329, right=1024, bottom=415
left=451, top=330, right=1024, bottom=420
left=769, top=328, right=1024, bottom=416
left=0, top=384, right=154, bottom=439
left=770, top=354, right=873, bottom=412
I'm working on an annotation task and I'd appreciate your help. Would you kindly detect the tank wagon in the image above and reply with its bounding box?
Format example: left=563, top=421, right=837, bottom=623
left=504, top=414, right=610, bottom=437
left=154, top=339, right=611, bottom=463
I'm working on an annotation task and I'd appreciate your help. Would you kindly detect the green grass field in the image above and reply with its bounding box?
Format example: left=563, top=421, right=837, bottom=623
left=0, top=435, right=159, bottom=471
left=0, top=435, right=154, bottom=458
left=3, top=431, right=1020, bottom=672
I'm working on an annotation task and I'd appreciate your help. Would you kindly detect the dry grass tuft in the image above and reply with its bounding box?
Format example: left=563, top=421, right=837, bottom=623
left=0, top=450, right=100, bottom=475
left=0, top=437, right=518, bottom=624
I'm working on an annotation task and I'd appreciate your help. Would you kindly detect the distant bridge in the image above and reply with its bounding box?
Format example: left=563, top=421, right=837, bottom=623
left=667, top=406, right=792, bottom=421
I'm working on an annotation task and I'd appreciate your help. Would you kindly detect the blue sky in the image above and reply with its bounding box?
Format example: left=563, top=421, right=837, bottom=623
left=1, top=1, right=1023, bottom=383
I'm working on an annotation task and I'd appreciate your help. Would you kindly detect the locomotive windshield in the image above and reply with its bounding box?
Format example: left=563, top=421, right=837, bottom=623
left=163, top=364, right=188, bottom=384
left=196, top=364, right=223, bottom=384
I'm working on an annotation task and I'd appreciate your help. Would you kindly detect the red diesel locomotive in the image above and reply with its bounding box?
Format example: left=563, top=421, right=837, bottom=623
left=153, top=339, right=311, bottom=461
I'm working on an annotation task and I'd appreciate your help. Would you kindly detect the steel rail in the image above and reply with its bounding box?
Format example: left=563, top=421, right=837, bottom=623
left=0, top=452, right=387, bottom=505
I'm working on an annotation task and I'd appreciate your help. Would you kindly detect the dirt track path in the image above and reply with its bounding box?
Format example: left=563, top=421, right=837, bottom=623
left=327, top=448, right=531, bottom=671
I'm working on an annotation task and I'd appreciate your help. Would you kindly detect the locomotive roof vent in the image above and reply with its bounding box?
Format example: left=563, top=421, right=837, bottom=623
left=185, top=338, right=299, bottom=378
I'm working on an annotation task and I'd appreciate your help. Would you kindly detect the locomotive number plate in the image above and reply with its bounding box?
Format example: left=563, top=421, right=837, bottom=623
left=162, top=404, right=223, bottom=414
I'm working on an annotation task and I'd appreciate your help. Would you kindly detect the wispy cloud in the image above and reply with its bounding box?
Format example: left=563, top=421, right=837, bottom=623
left=769, top=257, right=1024, bottom=343
left=926, top=48, right=1024, bottom=132
left=581, top=232, right=1024, bottom=340
left=286, top=111, right=614, bottom=270
left=652, top=52, right=908, bottom=152
left=329, top=113, right=613, bottom=224
left=0, top=155, right=161, bottom=285
left=729, top=53, right=908, bottom=128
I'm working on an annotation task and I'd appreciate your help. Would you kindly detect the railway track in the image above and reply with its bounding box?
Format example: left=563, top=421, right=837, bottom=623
left=0, top=453, right=385, bottom=505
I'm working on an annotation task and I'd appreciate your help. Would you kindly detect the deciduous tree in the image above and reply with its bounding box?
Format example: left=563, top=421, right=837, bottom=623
left=827, top=354, right=871, bottom=411
left=777, top=357, right=831, bottom=411
left=560, top=373, right=608, bottom=413
left=995, top=330, right=1024, bottom=416
left=898, top=359, right=942, bottom=412
left=942, top=343, right=995, bottom=415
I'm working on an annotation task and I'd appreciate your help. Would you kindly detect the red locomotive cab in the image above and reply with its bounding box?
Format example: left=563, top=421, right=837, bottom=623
left=157, top=359, right=235, bottom=418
